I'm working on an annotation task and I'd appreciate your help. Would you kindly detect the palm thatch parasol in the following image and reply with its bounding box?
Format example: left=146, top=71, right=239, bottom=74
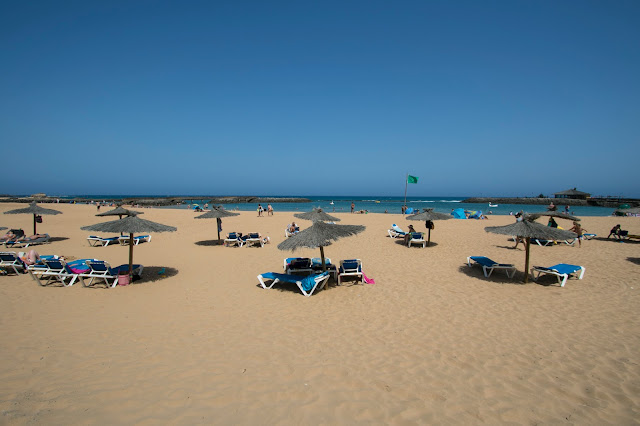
left=194, top=206, right=240, bottom=242
left=294, top=208, right=340, bottom=223
left=81, top=216, right=177, bottom=277
left=614, top=207, right=640, bottom=216
left=406, top=208, right=452, bottom=246
left=485, top=221, right=577, bottom=283
left=525, top=211, right=580, bottom=222
left=277, top=221, right=365, bottom=274
left=4, top=201, right=62, bottom=234
left=96, top=205, right=143, bottom=218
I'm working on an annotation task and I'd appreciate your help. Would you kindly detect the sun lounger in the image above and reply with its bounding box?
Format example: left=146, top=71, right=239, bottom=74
left=79, top=260, right=143, bottom=288
left=285, top=226, right=300, bottom=237
left=245, top=232, right=265, bottom=247
left=257, top=271, right=330, bottom=297
left=284, top=257, right=313, bottom=275
left=532, top=238, right=554, bottom=246
left=0, top=229, right=25, bottom=245
left=388, top=224, right=406, bottom=238
left=0, top=252, right=26, bottom=275
left=311, top=257, right=338, bottom=280
left=338, top=259, right=363, bottom=285
left=28, top=258, right=80, bottom=287
left=583, top=233, right=596, bottom=240
left=224, top=232, right=244, bottom=247
left=619, top=232, right=640, bottom=241
left=467, top=256, right=516, bottom=278
left=531, top=263, right=585, bottom=287
left=87, top=235, right=120, bottom=247
left=407, top=232, right=426, bottom=248
left=6, top=233, right=51, bottom=248
left=118, top=235, right=151, bottom=245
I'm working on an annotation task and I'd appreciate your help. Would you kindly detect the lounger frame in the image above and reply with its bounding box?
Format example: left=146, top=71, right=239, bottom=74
left=467, top=256, right=516, bottom=278
left=257, top=272, right=330, bottom=297
left=531, top=264, right=585, bottom=287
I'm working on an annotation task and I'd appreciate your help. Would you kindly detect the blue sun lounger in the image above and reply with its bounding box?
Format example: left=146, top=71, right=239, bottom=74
left=531, top=264, right=585, bottom=287
left=257, top=271, right=330, bottom=297
left=467, top=256, right=516, bottom=278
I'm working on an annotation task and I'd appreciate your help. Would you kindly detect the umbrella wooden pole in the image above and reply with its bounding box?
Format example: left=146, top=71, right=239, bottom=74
left=524, top=237, right=531, bottom=283
left=128, top=233, right=134, bottom=277
left=427, top=228, right=431, bottom=246
left=319, top=246, right=326, bottom=273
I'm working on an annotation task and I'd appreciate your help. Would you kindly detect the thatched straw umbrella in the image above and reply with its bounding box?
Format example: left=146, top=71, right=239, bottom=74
left=194, top=206, right=240, bottom=242
left=294, top=208, right=340, bottom=223
left=96, top=206, right=143, bottom=219
left=277, top=221, right=365, bottom=274
left=4, top=201, right=62, bottom=235
left=525, top=211, right=580, bottom=222
left=81, top=216, right=176, bottom=277
left=485, top=220, right=577, bottom=283
left=406, top=208, right=452, bottom=246
left=614, top=207, right=640, bottom=216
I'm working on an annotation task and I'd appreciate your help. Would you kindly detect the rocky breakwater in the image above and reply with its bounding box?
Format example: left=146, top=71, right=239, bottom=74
left=125, top=196, right=311, bottom=207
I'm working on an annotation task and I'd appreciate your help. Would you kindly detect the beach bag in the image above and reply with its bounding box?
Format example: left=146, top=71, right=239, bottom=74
left=36, top=215, right=43, bottom=223
left=362, top=273, right=375, bottom=284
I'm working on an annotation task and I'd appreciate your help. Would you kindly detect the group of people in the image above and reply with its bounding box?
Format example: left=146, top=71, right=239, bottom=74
left=257, top=204, right=274, bottom=217
left=0, top=229, right=48, bottom=245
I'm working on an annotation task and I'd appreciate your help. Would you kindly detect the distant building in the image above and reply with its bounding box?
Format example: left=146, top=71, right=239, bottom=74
left=553, top=188, right=590, bottom=200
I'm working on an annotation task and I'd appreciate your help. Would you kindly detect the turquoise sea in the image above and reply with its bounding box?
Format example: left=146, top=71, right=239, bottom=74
left=58, top=195, right=616, bottom=217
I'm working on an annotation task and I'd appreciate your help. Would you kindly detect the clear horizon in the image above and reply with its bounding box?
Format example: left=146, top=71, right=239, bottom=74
left=2, top=1, right=639, bottom=197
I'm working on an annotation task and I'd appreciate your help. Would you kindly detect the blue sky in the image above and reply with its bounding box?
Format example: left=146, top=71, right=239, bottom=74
left=1, top=0, right=639, bottom=197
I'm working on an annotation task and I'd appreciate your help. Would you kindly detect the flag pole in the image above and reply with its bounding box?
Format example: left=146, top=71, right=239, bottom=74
left=403, top=173, right=408, bottom=215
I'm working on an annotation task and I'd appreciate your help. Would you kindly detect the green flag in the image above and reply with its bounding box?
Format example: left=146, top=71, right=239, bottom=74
left=407, top=175, right=418, bottom=184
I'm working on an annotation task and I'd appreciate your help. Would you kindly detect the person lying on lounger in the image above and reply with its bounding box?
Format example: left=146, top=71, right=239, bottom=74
left=0, top=230, right=22, bottom=243
left=19, top=249, right=40, bottom=266
left=20, top=234, right=48, bottom=241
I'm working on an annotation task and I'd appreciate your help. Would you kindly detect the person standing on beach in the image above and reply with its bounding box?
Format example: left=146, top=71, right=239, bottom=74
left=351, top=202, right=355, bottom=213
left=569, top=221, right=585, bottom=247
left=267, top=204, right=273, bottom=216
left=258, top=204, right=263, bottom=217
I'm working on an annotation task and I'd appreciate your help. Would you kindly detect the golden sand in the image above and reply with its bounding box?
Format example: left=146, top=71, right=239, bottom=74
left=1, top=203, right=639, bottom=424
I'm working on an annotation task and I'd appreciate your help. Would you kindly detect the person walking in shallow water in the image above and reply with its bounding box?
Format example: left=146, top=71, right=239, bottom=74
left=351, top=202, right=355, bottom=213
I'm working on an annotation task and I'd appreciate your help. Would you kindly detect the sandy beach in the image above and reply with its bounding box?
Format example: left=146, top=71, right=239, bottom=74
left=1, top=202, right=639, bottom=424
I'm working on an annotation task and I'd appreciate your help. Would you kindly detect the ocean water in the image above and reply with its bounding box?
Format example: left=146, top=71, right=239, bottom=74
left=63, top=195, right=617, bottom=217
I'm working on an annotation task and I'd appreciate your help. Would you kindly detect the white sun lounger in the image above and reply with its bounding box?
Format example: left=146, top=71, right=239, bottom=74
left=257, top=271, right=330, bottom=297
left=531, top=264, right=585, bottom=287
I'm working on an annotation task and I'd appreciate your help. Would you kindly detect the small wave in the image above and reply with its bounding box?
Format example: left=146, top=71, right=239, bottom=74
left=413, top=200, right=463, bottom=203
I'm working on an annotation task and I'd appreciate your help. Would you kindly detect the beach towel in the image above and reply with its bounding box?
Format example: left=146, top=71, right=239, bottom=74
left=362, top=273, right=375, bottom=284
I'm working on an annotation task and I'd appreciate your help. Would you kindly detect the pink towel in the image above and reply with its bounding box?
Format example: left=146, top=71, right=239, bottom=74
left=362, top=273, right=375, bottom=284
